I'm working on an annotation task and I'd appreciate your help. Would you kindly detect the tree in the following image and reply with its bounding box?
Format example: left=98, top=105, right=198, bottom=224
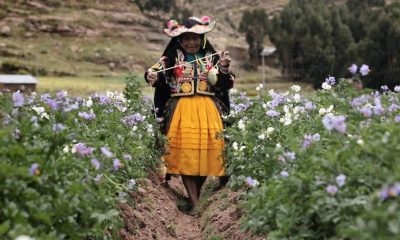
left=239, top=9, right=269, bottom=66
left=330, top=7, right=355, bottom=78
left=135, top=0, right=176, bottom=17
left=269, top=0, right=335, bottom=86
left=359, top=3, right=400, bottom=89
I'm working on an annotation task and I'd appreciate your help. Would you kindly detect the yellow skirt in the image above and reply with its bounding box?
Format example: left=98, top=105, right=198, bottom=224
left=164, top=95, right=225, bottom=176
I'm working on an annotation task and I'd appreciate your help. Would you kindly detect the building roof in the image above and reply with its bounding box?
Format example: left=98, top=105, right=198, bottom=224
left=260, top=47, right=277, bottom=56
left=0, top=75, right=38, bottom=84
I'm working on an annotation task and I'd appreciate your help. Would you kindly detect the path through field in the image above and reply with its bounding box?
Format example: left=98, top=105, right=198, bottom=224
left=119, top=174, right=264, bottom=239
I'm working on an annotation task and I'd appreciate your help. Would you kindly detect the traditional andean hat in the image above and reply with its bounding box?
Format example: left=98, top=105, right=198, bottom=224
left=163, top=16, right=216, bottom=38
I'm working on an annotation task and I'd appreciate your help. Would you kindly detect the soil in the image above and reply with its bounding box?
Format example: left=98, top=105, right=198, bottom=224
left=119, top=172, right=266, bottom=240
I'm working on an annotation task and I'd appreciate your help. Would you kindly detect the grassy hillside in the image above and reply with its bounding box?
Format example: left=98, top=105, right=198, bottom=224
left=0, top=0, right=306, bottom=95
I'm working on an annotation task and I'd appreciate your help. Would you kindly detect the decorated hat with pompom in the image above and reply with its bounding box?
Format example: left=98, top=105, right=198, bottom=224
left=163, top=16, right=216, bottom=37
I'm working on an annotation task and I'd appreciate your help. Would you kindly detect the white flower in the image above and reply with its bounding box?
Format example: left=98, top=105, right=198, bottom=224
left=258, top=133, right=265, bottom=140
left=63, top=145, right=70, bottom=153
left=283, top=105, right=290, bottom=113
left=275, top=143, right=282, bottom=149
left=293, top=93, right=301, bottom=103
left=291, top=85, right=301, bottom=92
left=322, top=82, right=332, bottom=90
left=127, top=179, right=136, bottom=189
left=238, top=119, right=245, bottom=130
left=262, top=103, right=267, bottom=109
left=347, top=134, right=354, bottom=139
left=147, top=124, right=153, bottom=134
left=85, top=97, right=93, bottom=107
left=132, top=126, right=137, bottom=132
left=117, top=106, right=127, bottom=112
left=230, top=88, right=238, bottom=94
left=115, top=93, right=127, bottom=103
left=15, top=236, right=34, bottom=240
left=32, top=106, right=45, bottom=115
left=319, top=105, right=333, bottom=115
left=240, top=146, right=246, bottom=151
left=232, top=142, right=239, bottom=150
left=283, top=117, right=292, bottom=126
left=268, top=89, right=275, bottom=96
left=267, top=127, right=274, bottom=133
left=357, top=139, right=364, bottom=145
left=256, top=84, right=263, bottom=91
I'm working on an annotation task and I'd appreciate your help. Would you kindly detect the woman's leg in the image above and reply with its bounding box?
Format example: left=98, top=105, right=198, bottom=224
left=195, top=176, right=207, bottom=198
left=181, top=175, right=199, bottom=207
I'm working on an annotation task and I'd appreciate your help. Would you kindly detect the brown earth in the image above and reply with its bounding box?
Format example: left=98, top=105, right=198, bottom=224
left=119, top=173, right=266, bottom=240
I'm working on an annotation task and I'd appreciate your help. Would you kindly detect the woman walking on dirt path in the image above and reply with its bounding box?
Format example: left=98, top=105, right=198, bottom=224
left=144, top=16, right=234, bottom=215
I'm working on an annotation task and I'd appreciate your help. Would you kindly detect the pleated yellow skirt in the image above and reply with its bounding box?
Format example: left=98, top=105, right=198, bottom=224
left=164, top=95, right=225, bottom=176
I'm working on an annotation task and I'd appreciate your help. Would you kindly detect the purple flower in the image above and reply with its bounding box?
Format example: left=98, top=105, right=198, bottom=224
left=378, top=188, right=389, bottom=200
left=29, top=163, right=40, bottom=176
left=63, top=103, right=79, bottom=112
left=388, top=104, right=399, bottom=112
left=31, top=116, right=38, bottom=123
left=124, top=154, right=132, bottom=161
left=113, top=158, right=123, bottom=171
left=326, top=185, right=338, bottom=195
left=78, top=111, right=96, bottom=120
left=304, top=101, right=316, bottom=110
left=336, top=174, right=346, bottom=187
left=394, top=86, right=400, bottom=92
left=351, top=95, right=370, bottom=108
left=359, top=64, right=370, bottom=76
left=322, top=115, right=347, bottom=133
left=40, top=93, right=51, bottom=102
left=381, top=85, right=389, bottom=92
left=373, top=105, right=385, bottom=116
left=46, top=99, right=59, bottom=110
left=96, top=94, right=112, bottom=105
left=73, top=142, right=94, bottom=157
left=359, top=106, right=373, bottom=117
left=56, top=91, right=67, bottom=100
left=91, top=158, right=101, bottom=170
left=100, top=147, right=113, bottom=158
left=302, top=139, right=312, bottom=149
left=284, top=151, right=296, bottom=161
left=122, top=113, right=145, bottom=127
left=313, top=133, right=320, bottom=141
left=245, top=176, right=259, bottom=187
left=94, top=174, right=103, bottom=183
left=266, top=110, right=280, bottom=117
left=280, top=171, right=289, bottom=177
left=395, top=115, right=400, bottom=123
left=325, top=76, right=336, bottom=86
left=348, top=64, right=358, bottom=75
left=52, top=123, right=66, bottom=133
left=12, top=91, right=25, bottom=107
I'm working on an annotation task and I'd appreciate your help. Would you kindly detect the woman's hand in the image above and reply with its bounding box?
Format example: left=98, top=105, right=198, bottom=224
left=147, top=69, right=158, bottom=85
left=219, top=51, right=231, bottom=67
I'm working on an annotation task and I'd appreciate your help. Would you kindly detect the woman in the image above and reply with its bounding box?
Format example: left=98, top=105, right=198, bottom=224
left=145, top=16, right=234, bottom=215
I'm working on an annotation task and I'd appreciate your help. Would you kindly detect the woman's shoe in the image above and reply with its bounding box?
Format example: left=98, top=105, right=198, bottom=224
left=186, top=206, right=200, bottom=217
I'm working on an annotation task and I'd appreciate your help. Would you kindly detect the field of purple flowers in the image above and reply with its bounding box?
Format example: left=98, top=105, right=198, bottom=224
left=224, top=66, right=400, bottom=239
left=0, top=76, right=164, bottom=239
left=1, top=69, right=400, bottom=239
